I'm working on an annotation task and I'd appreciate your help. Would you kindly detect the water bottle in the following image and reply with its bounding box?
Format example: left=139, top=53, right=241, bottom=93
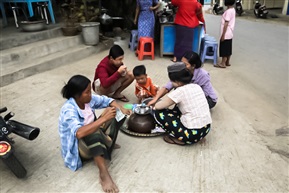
left=123, top=103, right=138, bottom=111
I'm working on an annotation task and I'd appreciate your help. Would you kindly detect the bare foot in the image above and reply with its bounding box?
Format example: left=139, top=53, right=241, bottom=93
left=100, top=173, right=119, bottom=193
left=199, top=138, right=207, bottom=145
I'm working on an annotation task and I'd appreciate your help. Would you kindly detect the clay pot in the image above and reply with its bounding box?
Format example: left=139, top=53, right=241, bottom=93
left=127, top=105, right=155, bottom=133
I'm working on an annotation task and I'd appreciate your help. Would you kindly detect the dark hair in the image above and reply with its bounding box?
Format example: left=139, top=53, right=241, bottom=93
left=133, top=65, right=146, bottom=77
left=109, top=45, right=124, bottom=59
left=61, top=75, right=91, bottom=99
left=182, top=51, right=202, bottom=69
left=225, top=0, right=235, bottom=6
left=168, top=68, right=193, bottom=84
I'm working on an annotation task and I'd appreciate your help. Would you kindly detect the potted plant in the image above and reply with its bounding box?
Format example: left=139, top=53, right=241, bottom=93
left=60, top=0, right=80, bottom=36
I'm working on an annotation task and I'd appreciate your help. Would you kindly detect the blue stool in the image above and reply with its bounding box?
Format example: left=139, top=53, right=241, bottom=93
left=128, top=30, right=138, bottom=51
left=200, top=35, right=216, bottom=56
left=201, top=40, right=218, bottom=65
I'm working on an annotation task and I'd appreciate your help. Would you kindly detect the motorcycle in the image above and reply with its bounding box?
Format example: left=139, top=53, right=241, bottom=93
left=254, top=0, right=268, bottom=18
left=213, top=0, right=224, bottom=15
left=0, top=107, right=40, bottom=178
left=235, top=0, right=243, bottom=16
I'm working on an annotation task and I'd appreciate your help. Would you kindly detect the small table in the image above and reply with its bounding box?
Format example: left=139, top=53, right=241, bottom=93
left=159, top=22, right=204, bottom=57
left=0, top=0, right=55, bottom=27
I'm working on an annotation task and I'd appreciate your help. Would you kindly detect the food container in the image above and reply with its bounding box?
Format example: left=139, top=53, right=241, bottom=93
left=20, top=20, right=46, bottom=32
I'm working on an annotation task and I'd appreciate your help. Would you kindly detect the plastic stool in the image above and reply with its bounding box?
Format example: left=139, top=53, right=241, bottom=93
left=201, top=40, right=218, bottom=65
left=136, top=37, right=154, bottom=60
left=200, top=36, right=216, bottom=56
left=128, top=30, right=138, bottom=51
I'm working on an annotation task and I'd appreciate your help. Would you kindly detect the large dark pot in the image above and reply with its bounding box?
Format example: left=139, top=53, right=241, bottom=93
left=127, top=105, right=155, bottom=134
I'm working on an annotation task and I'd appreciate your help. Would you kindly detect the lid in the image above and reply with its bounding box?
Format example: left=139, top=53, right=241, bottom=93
left=133, top=104, right=151, bottom=115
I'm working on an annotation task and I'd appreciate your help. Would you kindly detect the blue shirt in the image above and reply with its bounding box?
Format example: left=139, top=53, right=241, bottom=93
left=58, top=94, right=114, bottom=171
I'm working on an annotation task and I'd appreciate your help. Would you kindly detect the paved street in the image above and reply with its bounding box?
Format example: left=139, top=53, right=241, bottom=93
left=0, top=10, right=288, bottom=193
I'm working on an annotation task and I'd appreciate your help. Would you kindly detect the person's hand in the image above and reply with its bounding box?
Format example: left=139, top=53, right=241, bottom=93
left=134, top=18, right=137, bottom=25
left=120, top=107, right=132, bottom=115
left=150, top=6, right=154, bottom=11
left=147, top=97, right=157, bottom=106
left=220, top=35, right=225, bottom=42
left=102, top=107, right=117, bottom=121
left=118, top=65, right=127, bottom=75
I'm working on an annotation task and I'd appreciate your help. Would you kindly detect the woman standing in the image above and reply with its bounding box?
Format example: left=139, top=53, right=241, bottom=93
left=59, top=75, right=130, bottom=193
left=134, top=0, right=160, bottom=39
left=153, top=63, right=212, bottom=145
left=171, top=0, right=205, bottom=62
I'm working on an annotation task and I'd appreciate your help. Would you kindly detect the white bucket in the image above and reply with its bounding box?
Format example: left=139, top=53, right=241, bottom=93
left=80, top=22, right=100, bottom=46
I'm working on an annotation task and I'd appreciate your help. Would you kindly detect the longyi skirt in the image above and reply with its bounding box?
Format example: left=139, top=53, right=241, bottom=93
left=219, top=39, right=232, bottom=57
left=174, top=24, right=195, bottom=61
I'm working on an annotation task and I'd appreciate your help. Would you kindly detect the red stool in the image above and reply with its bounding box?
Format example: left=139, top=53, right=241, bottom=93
left=136, top=37, right=155, bottom=60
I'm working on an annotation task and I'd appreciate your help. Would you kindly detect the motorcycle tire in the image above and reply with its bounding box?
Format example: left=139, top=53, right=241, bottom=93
left=254, top=10, right=258, bottom=18
left=2, top=154, right=27, bottom=178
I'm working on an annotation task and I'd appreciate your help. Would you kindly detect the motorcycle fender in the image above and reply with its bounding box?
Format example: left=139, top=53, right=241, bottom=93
left=0, top=141, right=12, bottom=157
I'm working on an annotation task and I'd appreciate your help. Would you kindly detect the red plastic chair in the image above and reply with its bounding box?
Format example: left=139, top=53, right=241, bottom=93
left=136, top=37, right=154, bottom=60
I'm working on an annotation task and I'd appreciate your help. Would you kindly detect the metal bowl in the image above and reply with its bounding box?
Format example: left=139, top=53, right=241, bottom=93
left=20, top=20, right=46, bottom=32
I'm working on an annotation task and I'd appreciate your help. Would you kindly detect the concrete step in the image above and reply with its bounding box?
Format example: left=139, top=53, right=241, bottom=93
left=0, top=38, right=114, bottom=87
left=0, top=25, right=63, bottom=51
left=1, top=35, right=83, bottom=65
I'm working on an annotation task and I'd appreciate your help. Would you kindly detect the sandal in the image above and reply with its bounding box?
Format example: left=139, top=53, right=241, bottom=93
left=163, top=135, right=185, bottom=146
left=214, top=64, right=226, bottom=68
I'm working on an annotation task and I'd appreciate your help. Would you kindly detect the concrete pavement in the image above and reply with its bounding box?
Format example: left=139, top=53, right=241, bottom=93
left=0, top=13, right=288, bottom=193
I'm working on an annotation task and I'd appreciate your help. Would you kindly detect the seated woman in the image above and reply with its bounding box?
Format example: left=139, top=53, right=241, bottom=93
left=148, top=51, right=218, bottom=109
left=153, top=63, right=212, bottom=145
left=58, top=75, right=131, bottom=193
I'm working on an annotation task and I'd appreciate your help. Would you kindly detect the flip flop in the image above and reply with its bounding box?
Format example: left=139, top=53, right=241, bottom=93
left=214, top=64, right=226, bottom=68
left=163, top=135, right=185, bottom=146
left=170, top=59, right=177, bottom=62
left=113, top=95, right=129, bottom=102
left=226, top=63, right=231, bottom=66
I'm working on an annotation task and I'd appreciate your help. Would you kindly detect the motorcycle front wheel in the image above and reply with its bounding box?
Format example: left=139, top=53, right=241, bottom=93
left=254, top=10, right=259, bottom=17
left=2, top=154, right=27, bottom=178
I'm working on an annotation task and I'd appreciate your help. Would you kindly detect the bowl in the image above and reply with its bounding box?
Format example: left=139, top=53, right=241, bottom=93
left=20, top=20, right=46, bottom=32
left=112, top=17, right=124, bottom=28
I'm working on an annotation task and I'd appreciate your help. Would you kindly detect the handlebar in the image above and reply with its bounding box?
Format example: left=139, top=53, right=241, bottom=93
left=0, top=107, right=8, bottom=114
left=0, top=107, right=40, bottom=140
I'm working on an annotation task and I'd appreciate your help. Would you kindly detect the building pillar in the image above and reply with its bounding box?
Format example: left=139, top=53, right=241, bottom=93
left=282, top=0, right=289, bottom=15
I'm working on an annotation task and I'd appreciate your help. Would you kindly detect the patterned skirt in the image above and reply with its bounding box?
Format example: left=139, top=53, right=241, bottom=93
left=154, top=107, right=211, bottom=144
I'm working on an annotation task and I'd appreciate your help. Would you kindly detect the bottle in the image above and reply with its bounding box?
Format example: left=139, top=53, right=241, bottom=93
left=123, top=104, right=138, bottom=112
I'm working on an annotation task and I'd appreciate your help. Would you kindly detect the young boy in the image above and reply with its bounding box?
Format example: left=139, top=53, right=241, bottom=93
left=133, top=65, right=158, bottom=103
left=215, top=0, right=236, bottom=68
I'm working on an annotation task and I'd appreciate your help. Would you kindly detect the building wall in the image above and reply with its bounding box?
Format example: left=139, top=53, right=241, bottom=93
left=216, top=0, right=287, bottom=14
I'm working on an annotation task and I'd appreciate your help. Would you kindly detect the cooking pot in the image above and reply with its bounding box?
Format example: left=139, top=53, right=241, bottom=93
left=100, top=13, right=113, bottom=25
left=127, top=105, right=155, bottom=134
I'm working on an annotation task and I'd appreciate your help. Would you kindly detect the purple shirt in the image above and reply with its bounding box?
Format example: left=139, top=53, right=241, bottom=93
left=164, top=68, right=218, bottom=102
